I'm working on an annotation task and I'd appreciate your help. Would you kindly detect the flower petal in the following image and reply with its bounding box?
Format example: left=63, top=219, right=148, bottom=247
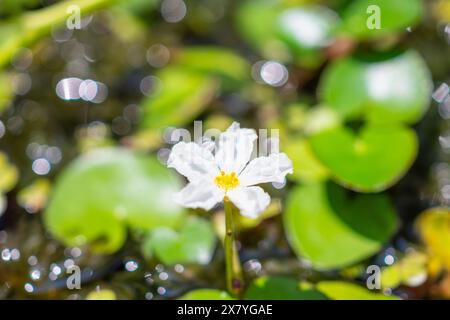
left=215, top=122, right=257, bottom=174
left=167, top=142, right=220, bottom=182
left=227, top=186, right=270, bottom=218
left=173, top=180, right=224, bottom=211
left=238, top=152, right=293, bottom=187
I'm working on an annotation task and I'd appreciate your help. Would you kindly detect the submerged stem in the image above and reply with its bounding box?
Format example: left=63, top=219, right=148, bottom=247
left=224, top=199, right=242, bottom=297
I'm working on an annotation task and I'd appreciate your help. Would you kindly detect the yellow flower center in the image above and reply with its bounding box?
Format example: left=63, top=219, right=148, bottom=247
left=214, top=171, right=239, bottom=192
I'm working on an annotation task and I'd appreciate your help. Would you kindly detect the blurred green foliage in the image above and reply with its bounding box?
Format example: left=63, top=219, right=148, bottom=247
left=320, top=51, right=432, bottom=123
left=285, top=182, right=397, bottom=269
left=45, top=148, right=185, bottom=253
left=310, top=124, right=417, bottom=191
left=0, top=0, right=448, bottom=300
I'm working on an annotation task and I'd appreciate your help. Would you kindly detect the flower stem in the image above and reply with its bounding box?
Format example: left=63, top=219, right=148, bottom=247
left=224, top=199, right=242, bottom=297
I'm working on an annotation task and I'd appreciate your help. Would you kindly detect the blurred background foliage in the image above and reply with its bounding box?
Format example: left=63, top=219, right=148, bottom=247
left=0, top=0, right=449, bottom=300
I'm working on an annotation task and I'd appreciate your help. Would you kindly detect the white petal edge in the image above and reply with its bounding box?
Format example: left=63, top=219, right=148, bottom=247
left=215, top=122, right=257, bottom=175
left=238, top=152, right=293, bottom=187
left=227, top=186, right=270, bottom=219
left=167, top=142, right=220, bottom=182
left=173, top=180, right=224, bottom=211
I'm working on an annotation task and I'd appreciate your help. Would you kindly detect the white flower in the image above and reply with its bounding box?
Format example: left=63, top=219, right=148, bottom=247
left=167, top=122, right=293, bottom=218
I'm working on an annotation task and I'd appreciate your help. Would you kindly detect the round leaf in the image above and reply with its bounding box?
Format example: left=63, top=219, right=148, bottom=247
left=276, top=5, right=339, bottom=67
left=319, top=51, right=432, bottom=124
left=277, top=5, right=340, bottom=50
left=245, top=276, right=328, bottom=300
left=319, top=58, right=367, bottom=119
left=284, top=182, right=398, bottom=269
left=173, top=46, right=250, bottom=85
left=144, top=216, right=216, bottom=265
left=310, top=124, right=417, bottom=192
left=44, top=148, right=185, bottom=253
left=284, top=138, right=329, bottom=183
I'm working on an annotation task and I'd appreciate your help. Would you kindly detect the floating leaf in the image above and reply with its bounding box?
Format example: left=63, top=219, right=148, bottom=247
left=277, top=6, right=340, bottom=50
left=179, top=289, right=234, bottom=300
left=44, top=148, right=185, bottom=253
left=302, top=106, right=342, bottom=135
left=319, top=51, right=432, bottom=124
left=140, top=67, right=219, bottom=131
left=341, top=0, right=423, bottom=39
left=316, top=281, right=400, bottom=300
left=416, top=208, right=450, bottom=270
left=310, top=124, right=417, bottom=192
left=173, top=46, right=250, bottom=85
left=143, top=216, right=216, bottom=265
left=276, top=5, right=340, bottom=66
left=284, top=138, right=329, bottom=183
left=245, top=276, right=328, bottom=300
left=319, top=58, right=366, bottom=119
left=284, top=182, right=398, bottom=269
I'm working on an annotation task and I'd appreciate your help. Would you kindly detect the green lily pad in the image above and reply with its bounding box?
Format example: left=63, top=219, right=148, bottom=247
left=284, top=138, right=329, bottom=183
left=143, top=216, right=216, bottom=265
left=44, top=148, right=185, bottom=253
left=341, top=0, right=423, bottom=39
left=310, top=124, right=417, bottom=192
left=179, top=289, right=234, bottom=300
left=302, top=106, right=342, bottom=135
left=245, top=276, right=328, bottom=300
left=284, top=182, right=398, bottom=269
left=277, top=5, right=340, bottom=51
left=319, top=58, right=366, bottom=119
left=276, top=5, right=340, bottom=67
left=140, top=67, right=218, bottom=131
left=319, top=51, right=432, bottom=124
left=316, top=281, right=400, bottom=300
left=173, top=46, right=250, bottom=85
